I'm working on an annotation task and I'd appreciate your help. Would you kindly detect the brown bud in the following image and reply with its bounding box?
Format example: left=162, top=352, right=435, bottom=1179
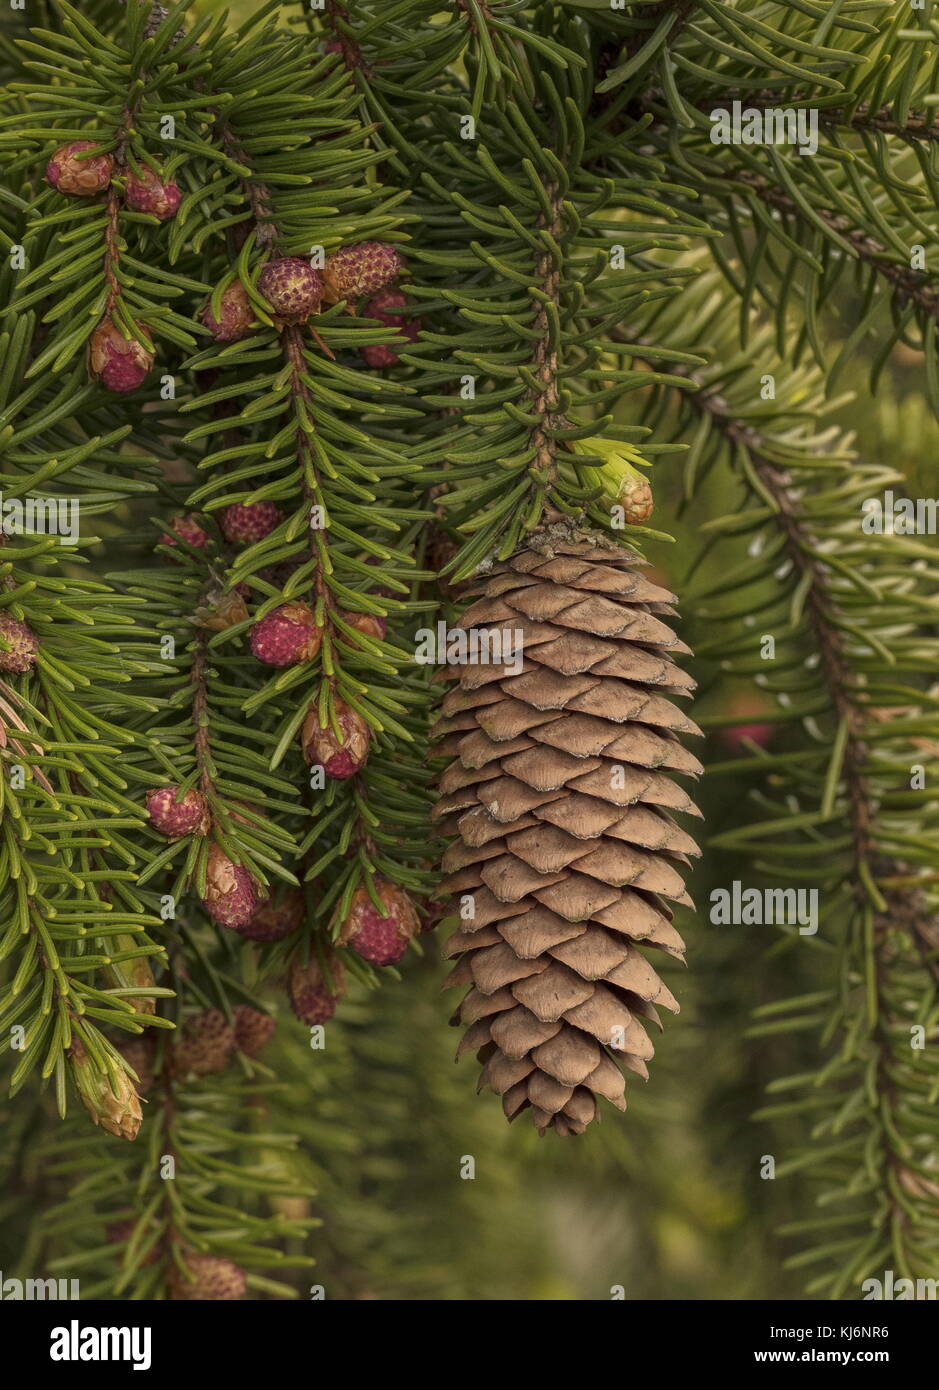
left=288, top=949, right=346, bottom=1024
left=249, top=602, right=322, bottom=668
left=88, top=316, right=153, bottom=394
left=233, top=1005, right=275, bottom=1057
left=105, top=935, right=157, bottom=1016
left=146, top=786, right=210, bottom=838
left=201, top=280, right=256, bottom=343
left=322, top=242, right=402, bottom=304
left=337, top=881, right=419, bottom=967
left=169, top=1253, right=247, bottom=1301
left=341, top=609, right=387, bottom=641
left=46, top=140, right=113, bottom=196
left=202, top=843, right=258, bottom=930
left=301, top=699, right=370, bottom=780
left=124, top=163, right=180, bottom=221
left=0, top=612, right=39, bottom=673
left=257, top=257, right=323, bottom=325
left=171, top=1008, right=236, bottom=1078
left=194, top=586, right=250, bottom=633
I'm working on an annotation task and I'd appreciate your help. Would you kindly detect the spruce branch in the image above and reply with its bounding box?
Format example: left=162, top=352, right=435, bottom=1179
left=732, top=170, right=939, bottom=326
left=639, top=89, right=939, bottom=145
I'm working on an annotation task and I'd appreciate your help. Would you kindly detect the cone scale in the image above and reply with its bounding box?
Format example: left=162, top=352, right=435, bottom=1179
left=433, top=531, right=702, bottom=1136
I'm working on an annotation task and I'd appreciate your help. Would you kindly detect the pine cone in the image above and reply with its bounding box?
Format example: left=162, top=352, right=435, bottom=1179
left=160, top=514, right=208, bottom=551
left=432, top=533, right=701, bottom=1136
left=106, top=1219, right=159, bottom=1265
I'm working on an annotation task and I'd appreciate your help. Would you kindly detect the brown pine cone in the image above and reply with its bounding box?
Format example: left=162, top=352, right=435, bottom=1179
left=432, top=531, right=701, bottom=1136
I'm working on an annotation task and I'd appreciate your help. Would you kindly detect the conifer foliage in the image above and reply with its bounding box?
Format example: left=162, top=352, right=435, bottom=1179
left=0, top=0, right=937, bottom=1301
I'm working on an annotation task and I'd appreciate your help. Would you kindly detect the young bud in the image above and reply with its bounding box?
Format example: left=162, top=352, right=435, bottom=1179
left=71, top=1040, right=142, bottom=1142
left=301, top=699, right=370, bottom=780
left=258, top=257, right=323, bottom=324
left=46, top=140, right=113, bottom=196
left=202, top=843, right=259, bottom=930
left=146, top=786, right=210, bottom=838
left=171, top=1008, right=236, bottom=1078
left=360, top=290, right=417, bottom=368
left=570, top=436, right=654, bottom=524
left=124, top=163, right=180, bottom=221
left=0, top=612, right=38, bottom=673
left=249, top=602, right=322, bottom=667
left=239, top=887, right=305, bottom=942
left=616, top=472, right=654, bottom=525
left=220, top=500, right=282, bottom=544
left=337, top=881, right=419, bottom=967
left=201, top=280, right=256, bottom=343
left=88, top=316, right=153, bottom=394
left=288, top=950, right=346, bottom=1025
left=193, top=586, right=249, bottom=633
left=322, top=242, right=402, bottom=304
left=160, top=514, right=209, bottom=551
left=341, top=609, right=387, bottom=641
left=233, top=1005, right=275, bottom=1058
left=169, top=1254, right=247, bottom=1301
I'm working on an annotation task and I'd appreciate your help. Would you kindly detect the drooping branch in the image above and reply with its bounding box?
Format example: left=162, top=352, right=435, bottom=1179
left=732, top=171, right=939, bottom=325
